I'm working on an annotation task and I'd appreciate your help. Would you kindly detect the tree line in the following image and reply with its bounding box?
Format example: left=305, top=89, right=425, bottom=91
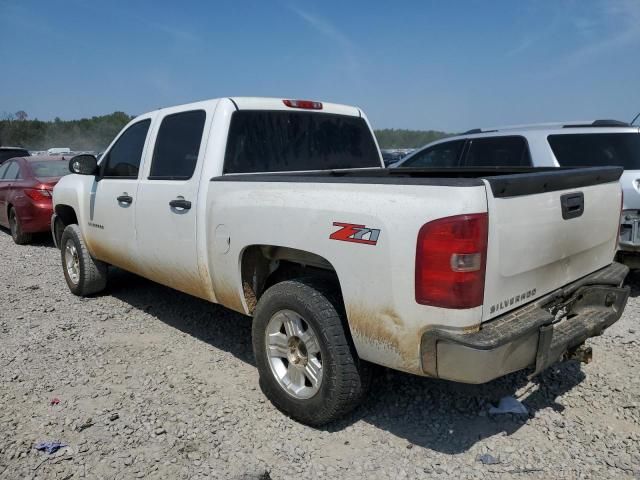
left=0, top=112, right=450, bottom=151
left=0, top=112, right=133, bottom=152
left=374, top=128, right=450, bottom=149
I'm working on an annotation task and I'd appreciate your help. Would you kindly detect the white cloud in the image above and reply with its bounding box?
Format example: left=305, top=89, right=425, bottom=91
left=564, top=0, right=640, bottom=67
left=286, top=4, right=362, bottom=84
left=507, top=0, right=640, bottom=64
left=147, top=21, right=198, bottom=43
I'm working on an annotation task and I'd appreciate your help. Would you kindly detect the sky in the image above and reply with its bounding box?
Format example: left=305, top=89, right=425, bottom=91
left=1, top=0, right=639, bottom=132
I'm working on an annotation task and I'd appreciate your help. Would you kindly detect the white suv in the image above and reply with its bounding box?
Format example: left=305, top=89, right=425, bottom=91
left=393, top=120, right=640, bottom=265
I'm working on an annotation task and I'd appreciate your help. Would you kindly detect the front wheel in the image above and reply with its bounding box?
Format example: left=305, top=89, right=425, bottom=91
left=252, top=278, right=370, bottom=426
left=60, top=224, right=108, bottom=296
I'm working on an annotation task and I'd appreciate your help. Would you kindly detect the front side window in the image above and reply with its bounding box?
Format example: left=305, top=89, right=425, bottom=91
left=399, top=140, right=465, bottom=168
left=548, top=133, right=640, bottom=169
left=101, top=120, right=151, bottom=178
left=464, top=136, right=531, bottom=167
left=149, top=110, right=206, bottom=180
left=224, top=111, right=380, bottom=173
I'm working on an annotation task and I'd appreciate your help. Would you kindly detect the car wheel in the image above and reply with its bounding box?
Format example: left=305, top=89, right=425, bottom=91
left=9, top=207, right=32, bottom=245
left=252, top=278, right=371, bottom=426
left=60, top=224, right=108, bottom=296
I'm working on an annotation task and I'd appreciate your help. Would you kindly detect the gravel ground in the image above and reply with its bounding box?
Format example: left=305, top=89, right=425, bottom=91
left=0, top=230, right=639, bottom=480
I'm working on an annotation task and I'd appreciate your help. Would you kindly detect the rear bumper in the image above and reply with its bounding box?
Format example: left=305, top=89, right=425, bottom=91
left=19, top=200, right=53, bottom=233
left=619, top=210, right=640, bottom=251
left=420, top=262, right=629, bottom=383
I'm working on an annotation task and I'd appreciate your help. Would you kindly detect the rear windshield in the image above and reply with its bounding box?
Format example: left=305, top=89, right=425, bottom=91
left=548, top=133, right=640, bottom=169
left=0, top=149, right=29, bottom=163
left=223, top=111, right=380, bottom=173
left=28, top=160, right=69, bottom=178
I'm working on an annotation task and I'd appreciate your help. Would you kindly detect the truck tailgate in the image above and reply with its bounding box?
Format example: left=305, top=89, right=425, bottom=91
left=481, top=167, right=623, bottom=321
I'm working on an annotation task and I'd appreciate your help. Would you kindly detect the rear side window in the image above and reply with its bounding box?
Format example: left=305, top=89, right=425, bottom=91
left=102, top=120, right=151, bottom=178
left=464, top=136, right=531, bottom=167
left=0, top=149, right=29, bottom=163
left=3, top=161, right=21, bottom=180
left=224, top=111, right=380, bottom=173
left=0, top=162, right=9, bottom=179
left=399, top=140, right=465, bottom=168
left=548, top=133, right=640, bottom=169
left=149, top=110, right=206, bottom=180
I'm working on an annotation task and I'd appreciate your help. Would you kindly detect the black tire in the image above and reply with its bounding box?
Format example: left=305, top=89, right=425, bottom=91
left=60, top=224, right=108, bottom=296
left=9, top=207, right=32, bottom=245
left=252, top=278, right=370, bottom=426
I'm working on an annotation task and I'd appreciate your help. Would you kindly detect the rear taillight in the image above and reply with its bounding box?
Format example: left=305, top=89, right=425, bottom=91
left=415, top=213, right=488, bottom=309
left=282, top=99, right=323, bottom=110
left=24, top=188, right=52, bottom=201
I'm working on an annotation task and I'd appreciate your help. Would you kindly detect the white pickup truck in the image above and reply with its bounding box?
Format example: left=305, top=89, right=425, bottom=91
left=52, top=97, right=630, bottom=425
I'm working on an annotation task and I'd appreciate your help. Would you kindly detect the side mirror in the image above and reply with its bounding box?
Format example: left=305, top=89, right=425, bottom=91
left=69, top=154, right=98, bottom=175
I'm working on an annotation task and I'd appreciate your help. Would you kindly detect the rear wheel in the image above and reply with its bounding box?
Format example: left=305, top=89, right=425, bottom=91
left=252, top=278, right=370, bottom=426
left=60, top=224, right=108, bottom=296
left=9, top=207, right=32, bottom=245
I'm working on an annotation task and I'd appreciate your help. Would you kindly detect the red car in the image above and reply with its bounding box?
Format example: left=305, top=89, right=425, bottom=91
left=0, top=156, right=70, bottom=244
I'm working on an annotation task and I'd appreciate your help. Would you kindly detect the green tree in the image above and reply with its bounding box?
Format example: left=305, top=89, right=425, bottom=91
left=374, top=129, right=451, bottom=149
left=0, top=112, right=133, bottom=150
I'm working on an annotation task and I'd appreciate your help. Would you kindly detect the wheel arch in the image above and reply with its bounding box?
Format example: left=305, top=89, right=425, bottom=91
left=238, top=245, right=345, bottom=316
left=53, top=204, right=78, bottom=247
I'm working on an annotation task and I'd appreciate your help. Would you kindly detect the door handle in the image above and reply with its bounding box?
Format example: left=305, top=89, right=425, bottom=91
left=117, top=194, right=133, bottom=204
left=560, top=192, right=584, bottom=220
left=169, top=198, right=191, bottom=210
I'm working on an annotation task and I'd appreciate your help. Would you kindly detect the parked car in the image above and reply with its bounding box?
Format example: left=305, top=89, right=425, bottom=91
left=0, top=146, right=30, bottom=165
left=52, top=98, right=629, bottom=425
left=392, top=120, right=640, bottom=265
left=0, top=155, right=70, bottom=244
left=380, top=149, right=407, bottom=166
left=47, top=147, right=71, bottom=155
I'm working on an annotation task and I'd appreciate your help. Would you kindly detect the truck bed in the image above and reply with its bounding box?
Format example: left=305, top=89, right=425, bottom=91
left=209, top=164, right=623, bottom=372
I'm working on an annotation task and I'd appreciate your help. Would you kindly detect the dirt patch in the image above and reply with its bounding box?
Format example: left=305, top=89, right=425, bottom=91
left=346, top=304, right=420, bottom=372
left=213, top=280, right=247, bottom=314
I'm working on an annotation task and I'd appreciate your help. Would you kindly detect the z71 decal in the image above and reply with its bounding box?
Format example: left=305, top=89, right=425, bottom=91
left=329, top=222, right=381, bottom=245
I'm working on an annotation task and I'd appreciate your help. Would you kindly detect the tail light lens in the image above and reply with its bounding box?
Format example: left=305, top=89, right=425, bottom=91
left=24, top=188, right=52, bottom=201
left=415, top=213, right=488, bottom=309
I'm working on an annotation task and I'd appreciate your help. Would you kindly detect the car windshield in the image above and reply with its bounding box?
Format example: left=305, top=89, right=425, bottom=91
left=28, top=160, right=70, bottom=178
left=548, top=133, right=640, bottom=169
left=0, top=149, right=29, bottom=163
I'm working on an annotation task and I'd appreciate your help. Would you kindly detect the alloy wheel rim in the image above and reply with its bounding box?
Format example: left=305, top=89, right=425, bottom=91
left=265, top=309, right=323, bottom=399
left=64, top=243, right=80, bottom=284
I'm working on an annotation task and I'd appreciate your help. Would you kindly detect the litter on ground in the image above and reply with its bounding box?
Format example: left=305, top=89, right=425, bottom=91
left=34, top=441, right=67, bottom=454
left=488, top=396, right=528, bottom=416
left=476, top=453, right=501, bottom=465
